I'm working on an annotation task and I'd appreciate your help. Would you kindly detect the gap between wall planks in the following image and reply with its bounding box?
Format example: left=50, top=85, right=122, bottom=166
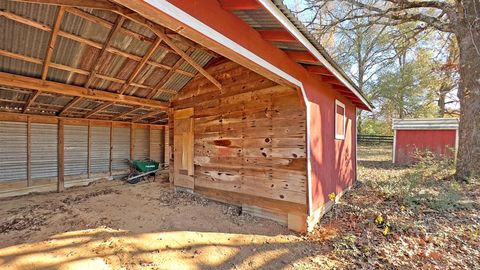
left=0, top=112, right=165, bottom=193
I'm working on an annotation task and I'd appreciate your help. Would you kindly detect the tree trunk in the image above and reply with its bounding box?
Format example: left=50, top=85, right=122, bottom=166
left=455, top=3, right=480, bottom=180
left=437, top=87, right=447, bottom=117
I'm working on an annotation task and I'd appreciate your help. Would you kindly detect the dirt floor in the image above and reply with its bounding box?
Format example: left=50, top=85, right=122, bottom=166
left=0, top=178, right=322, bottom=270
left=1, top=145, right=479, bottom=270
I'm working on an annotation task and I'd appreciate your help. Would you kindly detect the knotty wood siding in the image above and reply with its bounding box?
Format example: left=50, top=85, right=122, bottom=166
left=173, top=61, right=307, bottom=209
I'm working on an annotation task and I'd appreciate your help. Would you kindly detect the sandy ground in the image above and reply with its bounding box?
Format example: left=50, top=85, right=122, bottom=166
left=0, top=178, right=322, bottom=270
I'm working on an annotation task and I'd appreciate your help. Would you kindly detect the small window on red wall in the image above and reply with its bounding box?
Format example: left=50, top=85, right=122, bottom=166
left=335, top=100, right=346, bottom=140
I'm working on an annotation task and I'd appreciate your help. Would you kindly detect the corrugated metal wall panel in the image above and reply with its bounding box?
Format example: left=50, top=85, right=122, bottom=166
left=134, top=128, right=149, bottom=160
left=112, top=127, right=130, bottom=171
left=91, top=126, right=110, bottom=173
left=0, top=121, right=27, bottom=182
left=64, top=125, right=88, bottom=177
left=31, top=123, right=57, bottom=180
left=150, top=128, right=164, bottom=164
left=165, top=125, right=170, bottom=165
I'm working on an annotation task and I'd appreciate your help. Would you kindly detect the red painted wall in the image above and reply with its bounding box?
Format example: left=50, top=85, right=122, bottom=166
left=157, top=0, right=358, bottom=213
left=394, top=130, right=456, bottom=164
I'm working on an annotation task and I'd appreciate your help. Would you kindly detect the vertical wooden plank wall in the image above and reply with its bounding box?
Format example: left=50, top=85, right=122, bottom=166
left=172, top=61, right=308, bottom=223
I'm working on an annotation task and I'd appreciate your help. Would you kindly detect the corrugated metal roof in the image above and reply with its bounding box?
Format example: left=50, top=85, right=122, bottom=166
left=0, top=0, right=219, bottom=123
left=393, top=118, right=459, bottom=130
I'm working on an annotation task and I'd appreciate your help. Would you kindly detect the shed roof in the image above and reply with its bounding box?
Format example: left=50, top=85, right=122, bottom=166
left=393, top=118, right=459, bottom=130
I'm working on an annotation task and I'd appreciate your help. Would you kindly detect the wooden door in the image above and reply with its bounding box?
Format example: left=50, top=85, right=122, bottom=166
left=173, top=108, right=194, bottom=189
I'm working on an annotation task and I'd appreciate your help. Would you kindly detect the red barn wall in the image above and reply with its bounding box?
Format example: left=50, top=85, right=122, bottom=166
left=394, top=130, right=457, bottom=164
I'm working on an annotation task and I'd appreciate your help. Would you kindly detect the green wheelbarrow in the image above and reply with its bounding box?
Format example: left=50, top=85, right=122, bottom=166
left=126, top=159, right=160, bottom=184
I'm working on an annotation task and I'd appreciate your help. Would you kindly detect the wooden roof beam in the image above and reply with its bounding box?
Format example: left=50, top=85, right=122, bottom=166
left=23, top=6, right=65, bottom=113
left=285, top=51, right=319, bottom=64
left=322, top=76, right=344, bottom=86
left=258, top=29, right=297, bottom=43
left=131, top=110, right=162, bottom=122
left=0, top=10, right=196, bottom=78
left=147, top=47, right=195, bottom=99
left=59, top=96, right=82, bottom=116
left=154, top=30, right=222, bottom=89
left=84, top=102, right=114, bottom=119
left=85, top=15, right=125, bottom=88
left=62, top=15, right=125, bottom=117
left=0, top=72, right=169, bottom=109
left=112, top=106, right=143, bottom=121
left=10, top=0, right=116, bottom=9
left=304, top=65, right=333, bottom=76
left=150, top=114, right=169, bottom=124
left=119, top=37, right=162, bottom=94
left=219, top=0, right=262, bottom=11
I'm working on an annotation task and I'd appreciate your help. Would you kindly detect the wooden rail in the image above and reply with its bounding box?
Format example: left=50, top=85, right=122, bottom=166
left=358, top=134, right=393, bottom=144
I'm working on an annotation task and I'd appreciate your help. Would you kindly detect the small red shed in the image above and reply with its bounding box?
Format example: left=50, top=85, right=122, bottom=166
left=392, top=118, right=459, bottom=164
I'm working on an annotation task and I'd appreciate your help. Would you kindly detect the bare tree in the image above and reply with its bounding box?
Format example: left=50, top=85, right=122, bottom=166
left=300, top=0, right=479, bottom=180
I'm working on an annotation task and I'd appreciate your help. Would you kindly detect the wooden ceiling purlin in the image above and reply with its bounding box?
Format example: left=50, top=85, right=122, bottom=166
left=131, top=110, right=162, bottom=122
left=258, top=29, right=297, bottom=43
left=112, top=106, right=143, bottom=121
left=0, top=0, right=222, bottom=122
left=154, top=29, right=222, bottom=90
left=118, top=37, right=163, bottom=95
left=0, top=10, right=197, bottom=80
left=0, top=72, right=169, bottom=109
left=64, top=15, right=126, bottom=118
left=146, top=47, right=195, bottom=99
left=84, top=102, right=114, bottom=119
left=10, top=0, right=117, bottom=9
left=219, top=0, right=262, bottom=11
left=108, top=8, right=223, bottom=90
left=23, top=6, right=66, bottom=113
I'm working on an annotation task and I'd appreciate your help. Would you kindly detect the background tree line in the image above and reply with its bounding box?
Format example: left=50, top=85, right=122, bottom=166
left=288, top=0, right=478, bottom=180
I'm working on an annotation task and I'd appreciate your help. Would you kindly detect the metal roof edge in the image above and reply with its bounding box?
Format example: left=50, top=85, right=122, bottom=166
left=258, top=0, right=373, bottom=111
left=392, top=118, right=459, bottom=130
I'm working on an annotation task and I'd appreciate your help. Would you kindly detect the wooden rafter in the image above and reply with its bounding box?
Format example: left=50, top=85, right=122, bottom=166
left=258, top=30, right=297, bottom=42
left=107, top=9, right=221, bottom=90
left=0, top=10, right=197, bottom=78
left=62, top=15, right=125, bottom=118
left=42, top=7, right=66, bottom=80
left=58, top=96, right=82, bottom=116
left=131, top=110, right=161, bottom=122
left=23, top=6, right=65, bottom=113
left=219, top=0, right=262, bottom=11
left=10, top=0, right=115, bottom=9
left=0, top=48, right=179, bottom=94
left=112, top=106, right=143, bottom=121
left=84, top=102, right=113, bottom=119
left=86, top=15, right=125, bottom=88
left=119, top=37, right=162, bottom=94
left=150, top=114, right=169, bottom=124
left=0, top=72, right=169, bottom=109
left=157, top=31, right=222, bottom=89
left=147, top=47, right=195, bottom=99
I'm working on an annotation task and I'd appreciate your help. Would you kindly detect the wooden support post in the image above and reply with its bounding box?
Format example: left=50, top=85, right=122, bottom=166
left=130, top=123, right=135, bottom=160
left=87, top=121, right=91, bottom=178
left=27, top=116, right=32, bottom=187
left=149, top=125, right=153, bottom=160
left=109, top=122, right=113, bottom=176
left=57, top=120, right=64, bottom=192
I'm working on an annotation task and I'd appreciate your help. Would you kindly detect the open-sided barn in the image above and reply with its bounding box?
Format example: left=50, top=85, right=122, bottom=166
left=0, top=0, right=372, bottom=232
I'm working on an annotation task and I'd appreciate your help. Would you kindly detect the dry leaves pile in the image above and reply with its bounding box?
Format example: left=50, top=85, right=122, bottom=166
left=308, top=145, right=480, bottom=270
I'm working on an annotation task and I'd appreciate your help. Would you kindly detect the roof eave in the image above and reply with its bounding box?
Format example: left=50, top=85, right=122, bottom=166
left=258, top=0, right=373, bottom=111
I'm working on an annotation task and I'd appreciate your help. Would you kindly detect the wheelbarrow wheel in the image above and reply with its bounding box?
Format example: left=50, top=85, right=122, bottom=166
left=126, top=173, right=142, bottom=184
